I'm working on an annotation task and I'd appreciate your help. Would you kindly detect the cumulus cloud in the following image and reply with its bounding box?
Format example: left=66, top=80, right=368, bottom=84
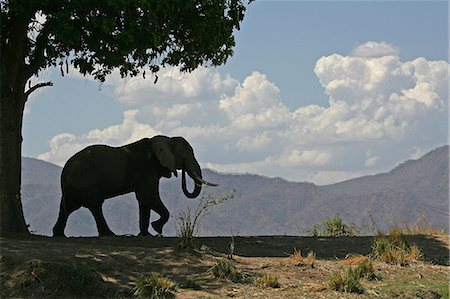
left=40, top=41, right=448, bottom=184
left=38, top=110, right=159, bottom=166
left=352, top=41, right=400, bottom=57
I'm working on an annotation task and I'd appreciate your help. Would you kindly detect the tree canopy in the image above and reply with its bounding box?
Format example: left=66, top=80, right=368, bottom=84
left=2, top=0, right=246, bottom=81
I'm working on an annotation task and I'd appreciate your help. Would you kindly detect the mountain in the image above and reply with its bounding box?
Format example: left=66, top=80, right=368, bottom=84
left=21, top=145, right=449, bottom=237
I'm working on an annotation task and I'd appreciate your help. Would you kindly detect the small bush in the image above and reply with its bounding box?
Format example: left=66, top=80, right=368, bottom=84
left=177, top=191, right=234, bottom=249
left=133, top=272, right=177, bottom=299
left=328, top=267, right=364, bottom=294
left=371, top=229, right=422, bottom=266
left=255, top=273, right=280, bottom=288
left=307, top=215, right=360, bottom=237
left=208, top=259, right=241, bottom=281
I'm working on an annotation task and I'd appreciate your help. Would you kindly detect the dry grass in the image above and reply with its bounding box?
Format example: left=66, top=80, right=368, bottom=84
left=2, top=234, right=448, bottom=298
left=133, top=272, right=177, bottom=298
left=286, top=248, right=316, bottom=268
left=391, top=216, right=448, bottom=236
left=207, top=259, right=242, bottom=282
left=341, top=254, right=369, bottom=266
left=328, top=267, right=365, bottom=294
left=371, top=229, right=422, bottom=266
left=254, top=273, right=280, bottom=288
left=329, top=259, right=379, bottom=294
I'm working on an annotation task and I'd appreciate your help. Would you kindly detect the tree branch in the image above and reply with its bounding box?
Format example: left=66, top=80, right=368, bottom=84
left=25, top=32, right=49, bottom=79
left=24, top=81, right=53, bottom=98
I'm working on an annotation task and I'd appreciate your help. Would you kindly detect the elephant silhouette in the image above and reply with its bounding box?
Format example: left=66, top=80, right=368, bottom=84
left=52, top=135, right=217, bottom=237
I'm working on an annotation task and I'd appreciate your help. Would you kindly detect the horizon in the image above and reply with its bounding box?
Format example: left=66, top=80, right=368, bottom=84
left=22, top=143, right=448, bottom=186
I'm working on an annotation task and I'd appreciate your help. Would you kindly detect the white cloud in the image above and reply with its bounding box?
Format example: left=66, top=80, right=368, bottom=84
left=39, top=110, right=159, bottom=166
left=365, top=151, right=379, bottom=167
left=40, top=42, right=448, bottom=184
left=352, top=41, right=400, bottom=58
left=282, top=149, right=332, bottom=167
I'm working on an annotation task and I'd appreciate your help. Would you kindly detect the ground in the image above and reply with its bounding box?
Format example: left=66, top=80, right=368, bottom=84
left=1, top=234, right=448, bottom=298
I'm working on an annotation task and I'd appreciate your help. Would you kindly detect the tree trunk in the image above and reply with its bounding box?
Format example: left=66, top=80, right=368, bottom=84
left=0, top=5, right=35, bottom=236
left=0, top=90, right=29, bottom=236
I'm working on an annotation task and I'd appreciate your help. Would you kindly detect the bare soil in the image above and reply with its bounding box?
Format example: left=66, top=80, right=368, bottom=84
left=1, top=234, right=448, bottom=298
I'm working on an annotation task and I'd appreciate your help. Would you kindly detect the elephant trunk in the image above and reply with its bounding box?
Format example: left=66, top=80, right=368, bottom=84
left=181, top=160, right=218, bottom=198
left=182, top=169, right=202, bottom=198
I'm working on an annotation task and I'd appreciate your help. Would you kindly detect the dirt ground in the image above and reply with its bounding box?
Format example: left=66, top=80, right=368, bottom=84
left=1, top=234, right=449, bottom=298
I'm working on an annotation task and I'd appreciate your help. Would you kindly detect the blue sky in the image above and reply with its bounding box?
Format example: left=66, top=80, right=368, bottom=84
left=24, top=1, right=449, bottom=184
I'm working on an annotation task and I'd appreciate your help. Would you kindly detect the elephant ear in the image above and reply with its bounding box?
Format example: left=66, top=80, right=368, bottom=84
left=151, top=139, right=176, bottom=175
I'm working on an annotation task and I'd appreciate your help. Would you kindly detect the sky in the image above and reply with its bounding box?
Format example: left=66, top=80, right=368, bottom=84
left=24, top=1, right=449, bottom=185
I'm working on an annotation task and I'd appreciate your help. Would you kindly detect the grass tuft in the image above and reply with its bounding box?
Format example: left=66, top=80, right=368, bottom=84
left=208, top=259, right=241, bottom=282
left=371, top=229, right=422, bottom=266
left=328, top=267, right=364, bottom=294
left=329, top=258, right=380, bottom=294
left=353, top=259, right=379, bottom=281
left=255, top=273, right=280, bottom=288
left=133, top=272, right=177, bottom=299
left=289, top=248, right=316, bottom=268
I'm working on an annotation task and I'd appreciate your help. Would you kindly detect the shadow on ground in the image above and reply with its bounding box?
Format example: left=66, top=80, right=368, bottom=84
left=2, top=234, right=448, bottom=264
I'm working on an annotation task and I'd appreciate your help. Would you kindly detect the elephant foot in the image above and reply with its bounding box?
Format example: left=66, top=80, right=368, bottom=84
left=151, top=221, right=164, bottom=235
left=138, top=231, right=153, bottom=237
left=53, top=232, right=66, bottom=238
left=99, top=230, right=115, bottom=237
left=52, top=227, right=66, bottom=238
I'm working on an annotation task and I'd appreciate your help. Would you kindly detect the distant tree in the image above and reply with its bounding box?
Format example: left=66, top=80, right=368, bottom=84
left=0, top=0, right=248, bottom=236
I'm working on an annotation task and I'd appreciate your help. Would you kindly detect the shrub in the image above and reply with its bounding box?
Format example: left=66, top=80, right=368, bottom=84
left=255, top=273, right=280, bottom=288
left=208, top=259, right=241, bottom=281
left=328, top=267, right=364, bottom=294
left=133, top=272, right=177, bottom=299
left=177, top=191, right=234, bottom=249
left=329, top=258, right=381, bottom=294
left=371, top=229, right=422, bottom=266
left=307, top=215, right=360, bottom=237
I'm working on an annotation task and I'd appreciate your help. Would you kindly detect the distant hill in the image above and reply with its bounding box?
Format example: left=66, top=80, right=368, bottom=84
left=21, top=145, right=449, bottom=237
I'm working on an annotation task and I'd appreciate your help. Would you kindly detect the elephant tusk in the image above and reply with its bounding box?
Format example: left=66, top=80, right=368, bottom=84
left=192, top=172, right=218, bottom=187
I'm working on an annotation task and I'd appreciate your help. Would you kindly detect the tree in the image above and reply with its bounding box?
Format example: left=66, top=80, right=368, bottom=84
left=0, top=0, right=247, bottom=236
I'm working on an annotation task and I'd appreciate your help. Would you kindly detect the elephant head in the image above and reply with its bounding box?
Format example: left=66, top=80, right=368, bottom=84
left=150, top=136, right=217, bottom=198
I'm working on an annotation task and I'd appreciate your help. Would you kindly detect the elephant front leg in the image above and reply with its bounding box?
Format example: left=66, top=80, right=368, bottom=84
left=150, top=198, right=169, bottom=235
left=136, top=180, right=168, bottom=236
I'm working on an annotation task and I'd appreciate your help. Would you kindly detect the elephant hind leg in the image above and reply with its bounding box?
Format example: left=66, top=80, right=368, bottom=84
left=88, top=205, right=115, bottom=236
left=53, top=195, right=81, bottom=237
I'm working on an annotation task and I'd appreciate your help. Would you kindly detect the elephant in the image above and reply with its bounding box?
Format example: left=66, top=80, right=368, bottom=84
left=52, top=135, right=217, bottom=237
